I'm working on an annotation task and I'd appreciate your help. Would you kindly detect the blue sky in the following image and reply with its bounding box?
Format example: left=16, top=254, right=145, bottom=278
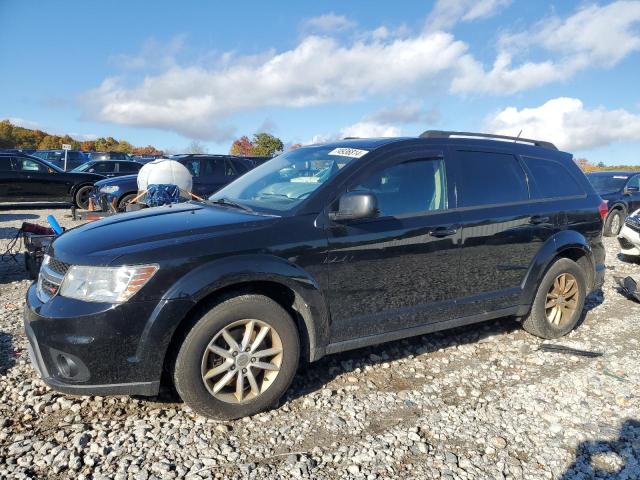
left=1, top=0, right=640, bottom=164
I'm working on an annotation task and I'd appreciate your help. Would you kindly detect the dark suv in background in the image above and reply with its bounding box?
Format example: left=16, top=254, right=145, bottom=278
left=32, top=149, right=88, bottom=170
left=25, top=131, right=605, bottom=419
left=90, top=154, right=255, bottom=210
left=586, top=171, right=640, bottom=236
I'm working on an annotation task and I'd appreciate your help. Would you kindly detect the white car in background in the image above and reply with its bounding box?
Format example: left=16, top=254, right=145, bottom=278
left=618, top=209, right=640, bottom=258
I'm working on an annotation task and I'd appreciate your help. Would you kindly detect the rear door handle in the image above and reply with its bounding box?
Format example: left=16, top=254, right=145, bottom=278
left=530, top=215, right=550, bottom=225
left=429, top=226, right=458, bottom=238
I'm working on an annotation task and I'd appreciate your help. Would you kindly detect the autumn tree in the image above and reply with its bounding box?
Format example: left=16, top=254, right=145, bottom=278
left=289, top=143, right=302, bottom=150
left=252, top=132, right=283, bottom=156
left=229, top=136, right=254, bottom=156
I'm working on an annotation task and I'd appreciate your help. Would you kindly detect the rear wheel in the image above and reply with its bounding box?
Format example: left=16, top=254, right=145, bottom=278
left=74, top=185, right=93, bottom=209
left=522, top=258, right=586, bottom=339
left=604, top=209, right=624, bottom=236
left=173, top=294, right=299, bottom=419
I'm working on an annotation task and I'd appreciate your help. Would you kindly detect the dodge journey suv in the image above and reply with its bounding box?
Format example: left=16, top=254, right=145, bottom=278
left=25, top=131, right=606, bottom=419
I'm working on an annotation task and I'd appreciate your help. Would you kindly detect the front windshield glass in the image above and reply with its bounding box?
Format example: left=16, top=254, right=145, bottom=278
left=71, top=163, right=91, bottom=172
left=209, top=145, right=365, bottom=212
left=587, top=174, right=628, bottom=194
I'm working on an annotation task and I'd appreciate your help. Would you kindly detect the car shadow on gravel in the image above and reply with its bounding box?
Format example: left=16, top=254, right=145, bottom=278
left=284, top=315, right=523, bottom=403
left=0, top=252, right=30, bottom=285
left=559, top=419, right=640, bottom=479
left=0, top=331, right=16, bottom=375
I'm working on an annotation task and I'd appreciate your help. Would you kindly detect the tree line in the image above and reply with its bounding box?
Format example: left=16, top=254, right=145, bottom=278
left=574, top=158, right=640, bottom=172
left=0, top=120, right=164, bottom=155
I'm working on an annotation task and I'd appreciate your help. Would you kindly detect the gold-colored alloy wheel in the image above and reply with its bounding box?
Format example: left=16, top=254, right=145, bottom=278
left=201, top=319, right=283, bottom=404
left=545, top=273, right=579, bottom=326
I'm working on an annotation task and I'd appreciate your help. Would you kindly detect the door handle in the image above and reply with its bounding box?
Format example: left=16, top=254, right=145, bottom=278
left=429, top=226, right=458, bottom=238
left=530, top=215, right=550, bottom=225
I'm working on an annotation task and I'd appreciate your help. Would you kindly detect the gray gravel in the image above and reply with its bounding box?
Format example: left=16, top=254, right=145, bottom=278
left=1, top=206, right=639, bottom=479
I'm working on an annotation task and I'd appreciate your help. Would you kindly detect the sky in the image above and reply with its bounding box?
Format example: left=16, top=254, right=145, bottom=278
left=1, top=0, right=640, bottom=164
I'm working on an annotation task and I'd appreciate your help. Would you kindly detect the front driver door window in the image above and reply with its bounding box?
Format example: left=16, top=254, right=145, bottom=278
left=627, top=175, right=640, bottom=211
left=325, top=154, right=462, bottom=343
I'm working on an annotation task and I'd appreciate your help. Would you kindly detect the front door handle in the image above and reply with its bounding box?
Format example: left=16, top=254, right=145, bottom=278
left=429, top=226, right=458, bottom=238
left=530, top=215, right=550, bottom=225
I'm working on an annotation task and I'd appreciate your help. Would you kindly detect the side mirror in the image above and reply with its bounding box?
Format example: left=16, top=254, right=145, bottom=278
left=328, top=191, right=378, bottom=222
left=624, top=186, right=639, bottom=194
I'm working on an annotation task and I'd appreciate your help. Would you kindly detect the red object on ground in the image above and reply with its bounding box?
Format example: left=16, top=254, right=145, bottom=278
left=21, top=222, right=55, bottom=235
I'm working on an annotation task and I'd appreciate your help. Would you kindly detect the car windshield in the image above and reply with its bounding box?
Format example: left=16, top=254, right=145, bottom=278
left=209, top=145, right=364, bottom=212
left=71, top=162, right=92, bottom=172
left=587, top=174, right=628, bottom=194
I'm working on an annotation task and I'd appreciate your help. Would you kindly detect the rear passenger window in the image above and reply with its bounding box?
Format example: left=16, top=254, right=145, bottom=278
left=353, top=158, right=447, bottom=217
left=0, top=157, right=13, bottom=171
left=455, top=151, right=528, bottom=207
left=522, top=157, right=584, bottom=198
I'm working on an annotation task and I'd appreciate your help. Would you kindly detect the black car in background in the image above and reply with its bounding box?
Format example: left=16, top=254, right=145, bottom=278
left=586, top=171, right=640, bottom=236
left=32, top=149, right=88, bottom=170
left=91, top=154, right=255, bottom=210
left=25, top=131, right=606, bottom=420
left=72, top=160, right=142, bottom=178
left=0, top=153, right=105, bottom=208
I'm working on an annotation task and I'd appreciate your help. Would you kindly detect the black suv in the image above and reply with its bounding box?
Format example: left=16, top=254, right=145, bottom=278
left=586, top=171, right=640, bottom=236
left=24, top=131, right=606, bottom=419
left=0, top=153, right=105, bottom=208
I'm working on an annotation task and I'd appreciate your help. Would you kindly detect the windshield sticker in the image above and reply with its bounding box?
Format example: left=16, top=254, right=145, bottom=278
left=613, top=176, right=629, bottom=179
left=328, top=147, right=369, bottom=158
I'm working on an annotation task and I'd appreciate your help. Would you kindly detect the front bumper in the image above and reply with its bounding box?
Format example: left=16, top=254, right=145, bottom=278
left=618, top=225, right=640, bottom=256
left=23, top=282, right=164, bottom=396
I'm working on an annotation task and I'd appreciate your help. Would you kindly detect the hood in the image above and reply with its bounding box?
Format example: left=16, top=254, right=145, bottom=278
left=95, top=174, right=137, bottom=188
left=49, top=202, right=276, bottom=265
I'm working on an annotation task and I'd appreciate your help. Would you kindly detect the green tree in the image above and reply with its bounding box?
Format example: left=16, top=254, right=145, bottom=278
left=0, top=120, right=15, bottom=148
left=252, top=132, right=283, bottom=156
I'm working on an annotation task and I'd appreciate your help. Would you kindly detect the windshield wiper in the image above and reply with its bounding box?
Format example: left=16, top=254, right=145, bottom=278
left=209, top=197, right=253, bottom=213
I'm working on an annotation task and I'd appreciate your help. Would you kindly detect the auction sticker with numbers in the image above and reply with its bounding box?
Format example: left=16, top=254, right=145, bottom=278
left=328, top=147, right=369, bottom=158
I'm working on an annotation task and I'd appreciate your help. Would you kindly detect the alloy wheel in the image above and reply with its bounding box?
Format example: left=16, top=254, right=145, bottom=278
left=545, top=273, right=580, bottom=326
left=611, top=214, right=621, bottom=234
left=200, top=319, right=283, bottom=403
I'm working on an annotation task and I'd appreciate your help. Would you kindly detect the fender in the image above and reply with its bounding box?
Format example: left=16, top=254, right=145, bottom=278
left=518, top=230, right=593, bottom=315
left=134, top=254, right=330, bottom=381
left=608, top=202, right=628, bottom=216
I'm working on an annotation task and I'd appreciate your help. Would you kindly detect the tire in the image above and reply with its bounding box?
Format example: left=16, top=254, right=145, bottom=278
left=118, top=193, right=137, bottom=210
left=522, top=258, right=586, bottom=339
left=604, top=209, right=624, bottom=237
left=74, top=185, right=93, bottom=209
left=173, top=294, right=300, bottom=420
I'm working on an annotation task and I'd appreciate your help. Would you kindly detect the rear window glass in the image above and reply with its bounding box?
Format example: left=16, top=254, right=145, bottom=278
left=455, top=151, right=528, bottom=207
left=523, top=157, right=584, bottom=198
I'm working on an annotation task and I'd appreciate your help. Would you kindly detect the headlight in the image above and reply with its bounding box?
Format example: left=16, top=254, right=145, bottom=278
left=100, top=185, right=120, bottom=194
left=59, top=264, right=158, bottom=303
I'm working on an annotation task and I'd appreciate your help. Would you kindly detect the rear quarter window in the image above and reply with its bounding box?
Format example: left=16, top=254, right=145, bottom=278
left=522, top=156, right=585, bottom=198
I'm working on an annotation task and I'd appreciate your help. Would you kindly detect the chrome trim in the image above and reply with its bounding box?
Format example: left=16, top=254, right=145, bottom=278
left=36, top=256, right=68, bottom=303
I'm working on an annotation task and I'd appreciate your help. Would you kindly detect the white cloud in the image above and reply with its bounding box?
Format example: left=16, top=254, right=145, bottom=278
left=85, top=32, right=469, bottom=140
left=426, top=0, right=511, bottom=31
left=303, top=13, right=356, bottom=32
left=84, top=1, right=640, bottom=139
left=109, top=35, right=187, bottom=70
left=364, top=103, right=440, bottom=125
left=485, top=97, right=640, bottom=151
left=7, top=117, right=41, bottom=129
left=340, top=121, right=402, bottom=139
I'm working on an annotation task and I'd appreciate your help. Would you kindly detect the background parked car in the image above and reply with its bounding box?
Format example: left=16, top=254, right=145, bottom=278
left=586, top=171, right=640, bottom=236
left=72, top=159, right=143, bottom=178
left=88, top=151, right=132, bottom=161
left=0, top=152, right=105, bottom=208
left=91, top=154, right=255, bottom=210
left=32, top=149, right=88, bottom=170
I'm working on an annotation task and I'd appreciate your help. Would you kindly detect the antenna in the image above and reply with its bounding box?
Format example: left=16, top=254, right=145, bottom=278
left=514, top=130, right=522, bottom=143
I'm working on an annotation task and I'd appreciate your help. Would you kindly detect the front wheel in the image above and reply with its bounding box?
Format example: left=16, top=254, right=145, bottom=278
left=74, top=185, right=93, bottom=209
left=522, top=258, right=586, bottom=339
left=173, top=294, right=300, bottom=420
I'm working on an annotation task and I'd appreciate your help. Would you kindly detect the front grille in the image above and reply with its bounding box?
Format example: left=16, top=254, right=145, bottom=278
left=36, top=255, right=69, bottom=303
left=625, top=216, right=640, bottom=233
left=47, top=258, right=70, bottom=276
left=619, top=237, right=636, bottom=250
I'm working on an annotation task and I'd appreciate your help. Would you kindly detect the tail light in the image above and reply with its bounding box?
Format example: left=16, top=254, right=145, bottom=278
left=598, top=200, right=608, bottom=221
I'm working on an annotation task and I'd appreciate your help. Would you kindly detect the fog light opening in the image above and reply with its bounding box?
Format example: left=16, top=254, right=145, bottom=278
left=56, top=354, right=79, bottom=379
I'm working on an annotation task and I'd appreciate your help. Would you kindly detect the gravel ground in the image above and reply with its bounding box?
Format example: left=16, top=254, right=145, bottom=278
left=1, top=206, right=639, bottom=480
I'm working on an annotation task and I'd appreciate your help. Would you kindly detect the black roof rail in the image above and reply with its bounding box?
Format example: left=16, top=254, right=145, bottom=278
left=419, top=130, right=558, bottom=151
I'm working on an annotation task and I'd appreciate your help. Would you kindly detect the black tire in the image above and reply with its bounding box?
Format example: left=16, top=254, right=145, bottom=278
left=522, top=258, right=586, bottom=339
left=173, top=294, right=300, bottom=420
left=118, top=193, right=137, bottom=210
left=604, top=209, right=624, bottom=237
left=74, top=185, right=93, bottom=209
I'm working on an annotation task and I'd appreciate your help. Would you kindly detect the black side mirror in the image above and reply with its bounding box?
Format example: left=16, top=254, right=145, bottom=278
left=328, top=191, right=378, bottom=222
